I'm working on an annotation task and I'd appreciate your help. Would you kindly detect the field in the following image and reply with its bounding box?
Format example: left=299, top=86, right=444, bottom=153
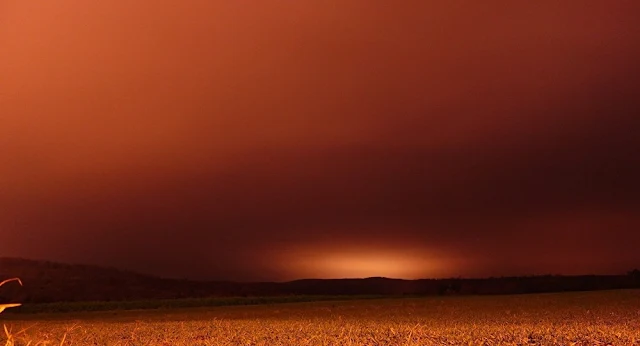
left=2, top=290, right=640, bottom=345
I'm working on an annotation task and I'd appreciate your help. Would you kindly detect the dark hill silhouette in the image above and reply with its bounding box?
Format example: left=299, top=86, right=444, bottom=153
left=1, top=257, right=639, bottom=304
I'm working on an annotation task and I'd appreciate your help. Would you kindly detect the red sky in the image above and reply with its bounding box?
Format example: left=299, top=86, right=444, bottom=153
left=1, top=1, right=639, bottom=281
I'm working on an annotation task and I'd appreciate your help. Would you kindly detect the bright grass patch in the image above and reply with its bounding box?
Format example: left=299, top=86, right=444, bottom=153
left=0, top=278, right=22, bottom=314
left=1, top=289, right=640, bottom=345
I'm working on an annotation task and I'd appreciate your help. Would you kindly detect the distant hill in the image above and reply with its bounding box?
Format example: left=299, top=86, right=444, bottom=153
left=1, top=257, right=639, bottom=304
left=0, top=257, right=237, bottom=303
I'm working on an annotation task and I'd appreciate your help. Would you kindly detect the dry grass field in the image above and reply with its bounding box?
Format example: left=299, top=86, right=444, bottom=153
left=2, top=289, right=640, bottom=345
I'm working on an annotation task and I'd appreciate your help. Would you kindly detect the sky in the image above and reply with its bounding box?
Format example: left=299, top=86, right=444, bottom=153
left=1, top=1, right=639, bottom=281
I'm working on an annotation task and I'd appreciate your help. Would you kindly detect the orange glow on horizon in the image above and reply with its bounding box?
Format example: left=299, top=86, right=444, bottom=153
left=300, top=254, right=437, bottom=279
left=271, top=243, right=455, bottom=280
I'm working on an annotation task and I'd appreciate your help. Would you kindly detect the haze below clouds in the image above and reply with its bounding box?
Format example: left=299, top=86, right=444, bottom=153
left=1, top=1, right=639, bottom=281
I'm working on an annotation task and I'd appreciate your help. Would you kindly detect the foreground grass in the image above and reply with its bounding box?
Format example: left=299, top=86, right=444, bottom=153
left=2, top=290, right=640, bottom=345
